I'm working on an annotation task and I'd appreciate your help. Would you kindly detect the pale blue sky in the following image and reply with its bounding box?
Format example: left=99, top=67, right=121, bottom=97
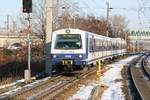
left=0, top=0, right=149, bottom=29
left=0, top=0, right=21, bottom=17
left=0, top=0, right=22, bottom=28
left=76, top=0, right=140, bottom=29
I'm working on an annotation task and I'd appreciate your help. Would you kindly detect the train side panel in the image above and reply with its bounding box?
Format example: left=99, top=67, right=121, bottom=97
left=86, top=33, right=127, bottom=65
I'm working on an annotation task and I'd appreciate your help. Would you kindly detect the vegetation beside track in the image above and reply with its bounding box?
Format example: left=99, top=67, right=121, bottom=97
left=0, top=45, right=45, bottom=85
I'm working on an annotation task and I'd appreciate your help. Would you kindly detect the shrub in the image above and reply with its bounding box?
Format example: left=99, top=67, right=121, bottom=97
left=3, top=48, right=13, bottom=56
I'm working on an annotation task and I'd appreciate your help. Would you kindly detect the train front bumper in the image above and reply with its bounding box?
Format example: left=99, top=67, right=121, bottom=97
left=51, top=59, right=87, bottom=66
left=51, top=54, right=87, bottom=66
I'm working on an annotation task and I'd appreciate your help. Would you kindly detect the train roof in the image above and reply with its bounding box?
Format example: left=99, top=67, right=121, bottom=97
left=53, top=28, right=124, bottom=41
left=53, top=28, right=85, bottom=34
left=53, top=28, right=110, bottom=38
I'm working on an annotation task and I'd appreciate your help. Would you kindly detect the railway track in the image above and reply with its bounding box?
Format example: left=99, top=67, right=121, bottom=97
left=0, top=67, right=96, bottom=100
left=128, top=53, right=150, bottom=100
left=0, top=76, right=63, bottom=100
left=0, top=82, right=22, bottom=95
left=29, top=67, right=96, bottom=100
left=141, top=54, right=150, bottom=81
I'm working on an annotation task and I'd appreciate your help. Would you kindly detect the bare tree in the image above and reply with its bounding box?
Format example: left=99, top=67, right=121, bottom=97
left=110, top=15, right=129, bottom=39
left=19, top=0, right=80, bottom=42
left=60, top=15, right=108, bottom=36
left=19, top=0, right=129, bottom=42
left=55, top=0, right=80, bottom=30
left=32, top=0, right=47, bottom=43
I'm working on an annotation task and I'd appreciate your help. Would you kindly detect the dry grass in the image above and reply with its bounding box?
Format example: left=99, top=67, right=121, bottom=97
left=0, top=76, right=22, bottom=86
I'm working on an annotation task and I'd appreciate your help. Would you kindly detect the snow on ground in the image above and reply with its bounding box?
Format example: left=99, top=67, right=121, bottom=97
left=101, top=82, right=123, bottom=100
left=68, top=83, right=97, bottom=100
left=68, top=55, right=139, bottom=100
left=0, top=79, right=25, bottom=90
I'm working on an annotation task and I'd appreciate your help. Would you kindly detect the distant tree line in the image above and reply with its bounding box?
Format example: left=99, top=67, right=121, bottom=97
left=19, top=0, right=129, bottom=43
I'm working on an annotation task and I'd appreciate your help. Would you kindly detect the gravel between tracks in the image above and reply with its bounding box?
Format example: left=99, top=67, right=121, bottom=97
left=54, top=69, right=108, bottom=100
left=121, top=65, right=130, bottom=100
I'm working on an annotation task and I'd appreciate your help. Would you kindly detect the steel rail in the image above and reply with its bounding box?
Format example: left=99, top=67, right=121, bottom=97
left=141, top=54, right=150, bottom=81
left=128, top=54, right=149, bottom=100
left=0, top=76, right=62, bottom=99
left=130, top=63, right=144, bottom=100
left=29, top=67, right=96, bottom=100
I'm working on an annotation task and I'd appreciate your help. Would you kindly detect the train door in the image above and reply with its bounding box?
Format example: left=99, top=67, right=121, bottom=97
left=99, top=39, right=103, bottom=58
left=101, top=41, right=104, bottom=57
left=89, top=35, right=95, bottom=62
left=92, top=36, right=95, bottom=60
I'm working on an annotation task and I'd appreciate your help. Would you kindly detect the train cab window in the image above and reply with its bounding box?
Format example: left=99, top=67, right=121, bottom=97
left=55, top=34, right=82, bottom=49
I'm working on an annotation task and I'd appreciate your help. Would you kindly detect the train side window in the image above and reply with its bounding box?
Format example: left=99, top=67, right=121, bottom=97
left=105, top=40, right=108, bottom=50
left=101, top=41, right=103, bottom=50
left=107, top=41, right=109, bottom=50
left=109, top=42, right=112, bottom=50
left=89, top=38, right=94, bottom=52
left=102, top=41, right=105, bottom=50
left=99, top=40, right=103, bottom=51
left=99, top=40, right=101, bottom=51
left=103, top=40, right=106, bottom=50
left=94, top=39, right=96, bottom=51
left=95, top=39, right=99, bottom=51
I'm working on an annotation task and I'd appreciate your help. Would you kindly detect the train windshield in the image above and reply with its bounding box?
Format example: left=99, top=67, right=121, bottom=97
left=55, top=34, right=82, bottom=49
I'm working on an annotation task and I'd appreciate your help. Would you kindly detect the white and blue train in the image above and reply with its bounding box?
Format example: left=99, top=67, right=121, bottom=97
left=51, top=28, right=127, bottom=70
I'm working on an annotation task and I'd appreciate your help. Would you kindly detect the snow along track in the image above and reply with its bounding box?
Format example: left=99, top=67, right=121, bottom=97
left=0, top=76, right=63, bottom=100
left=0, top=67, right=96, bottom=100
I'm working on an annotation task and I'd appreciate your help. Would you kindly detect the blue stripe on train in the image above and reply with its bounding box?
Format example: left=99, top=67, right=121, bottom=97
left=51, top=54, right=88, bottom=65
left=51, top=54, right=87, bottom=60
left=51, top=60, right=87, bottom=65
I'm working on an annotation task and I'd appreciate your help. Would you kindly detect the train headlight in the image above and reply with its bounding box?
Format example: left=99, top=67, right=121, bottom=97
left=53, top=55, right=57, bottom=58
left=65, top=28, right=71, bottom=33
left=79, top=55, right=82, bottom=58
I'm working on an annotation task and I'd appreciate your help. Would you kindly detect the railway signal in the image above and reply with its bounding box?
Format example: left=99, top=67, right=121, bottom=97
left=23, top=0, right=32, bottom=13
left=23, top=0, right=32, bottom=82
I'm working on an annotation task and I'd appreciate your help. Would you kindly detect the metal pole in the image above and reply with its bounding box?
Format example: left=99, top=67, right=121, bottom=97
left=106, top=1, right=109, bottom=37
left=28, top=13, right=31, bottom=71
left=45, top=0, right=53, bottom=75
left=24, top=13, right=31, bottom=83
left=28, top=33, right=31, bottom=70
left=7, top=15, right=9, bottom=33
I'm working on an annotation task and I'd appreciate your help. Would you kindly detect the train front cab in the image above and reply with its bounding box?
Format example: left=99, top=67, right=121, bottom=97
left=51, top=29, right=87, bottom=71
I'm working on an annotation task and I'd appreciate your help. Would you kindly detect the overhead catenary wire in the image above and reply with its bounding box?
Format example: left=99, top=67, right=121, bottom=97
left=137, top=0, right=150, bottom=28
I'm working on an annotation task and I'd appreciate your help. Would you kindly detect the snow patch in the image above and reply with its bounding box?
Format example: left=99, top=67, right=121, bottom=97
left=68, top=83, right=97, bottom=100
left=0, top=79, right=25, bottom=90
left=101, top=82, right=124, bottom=100
left=68, top=55, right=139, bottom=100
left=101, top=55, right=138, bottom=100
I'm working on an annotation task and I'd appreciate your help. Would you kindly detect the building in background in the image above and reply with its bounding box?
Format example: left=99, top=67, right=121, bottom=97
left=0, top=30, right=43, bottom=48
left=129, top=30, right=150, bottom=51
